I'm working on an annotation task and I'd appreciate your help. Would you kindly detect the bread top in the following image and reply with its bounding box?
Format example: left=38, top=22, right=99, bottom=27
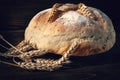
left=26, top=3, right=114, bottom=34
left=25, top=3, right=116, bottom=56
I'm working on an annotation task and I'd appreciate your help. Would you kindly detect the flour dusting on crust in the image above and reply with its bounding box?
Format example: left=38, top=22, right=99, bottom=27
left=56, top=11, right=89, bottom=27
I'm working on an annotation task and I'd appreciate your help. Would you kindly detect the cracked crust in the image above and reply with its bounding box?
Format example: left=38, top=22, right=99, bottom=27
left=0, top=3, right=116, bottom=71
left=25, top=3, right=116, bottom=56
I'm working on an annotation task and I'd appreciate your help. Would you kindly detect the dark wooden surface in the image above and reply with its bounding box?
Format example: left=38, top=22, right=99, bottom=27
left=0, top=0, right=120, bottom=80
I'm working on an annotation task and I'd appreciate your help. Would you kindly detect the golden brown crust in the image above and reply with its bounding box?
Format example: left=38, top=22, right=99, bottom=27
left=72, top=42, right=101, bottom=56
left=25, top=3, right=116, bottom=56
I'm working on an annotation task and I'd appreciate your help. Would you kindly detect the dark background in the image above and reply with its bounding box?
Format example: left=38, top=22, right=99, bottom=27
left=0, top=0, right=120, bottom=80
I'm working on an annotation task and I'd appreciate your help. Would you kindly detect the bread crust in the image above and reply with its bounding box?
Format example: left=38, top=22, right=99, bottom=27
left=25, top=3, right=116, bottom=56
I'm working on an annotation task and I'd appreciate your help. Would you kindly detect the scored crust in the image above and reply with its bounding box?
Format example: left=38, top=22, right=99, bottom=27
left=25, top=3, right=116, bottom=56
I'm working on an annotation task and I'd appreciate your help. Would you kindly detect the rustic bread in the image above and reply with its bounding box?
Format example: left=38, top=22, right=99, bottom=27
left=25, top=3, right=116, bottom=56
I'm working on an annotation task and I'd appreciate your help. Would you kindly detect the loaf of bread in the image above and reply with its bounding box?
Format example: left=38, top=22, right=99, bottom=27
left=25, top=3, right=116, bottom=56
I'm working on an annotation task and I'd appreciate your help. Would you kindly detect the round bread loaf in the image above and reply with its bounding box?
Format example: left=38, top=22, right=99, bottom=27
left=25, top=3, right=116, bottom=56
